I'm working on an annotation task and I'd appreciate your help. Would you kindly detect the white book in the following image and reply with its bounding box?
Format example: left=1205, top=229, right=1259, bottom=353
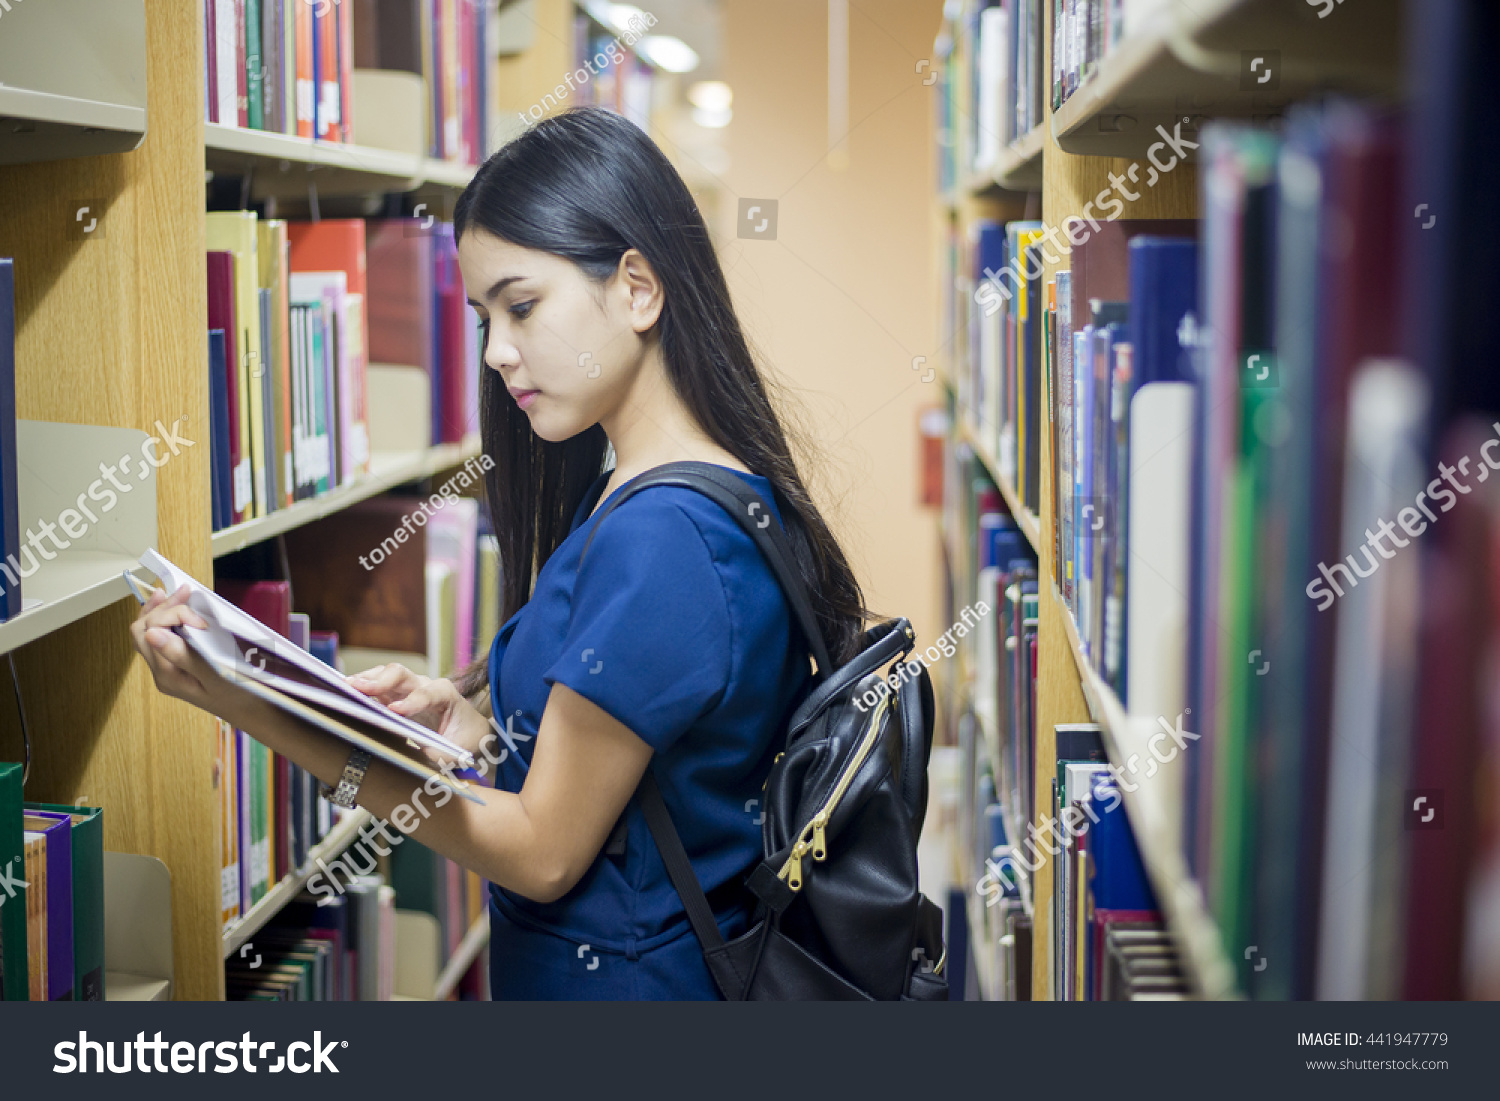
left=129, top=549, right=494, bottom=803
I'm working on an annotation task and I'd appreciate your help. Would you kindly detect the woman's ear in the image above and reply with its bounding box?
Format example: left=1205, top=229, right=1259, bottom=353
left=615, top=248, right=665, bottom=333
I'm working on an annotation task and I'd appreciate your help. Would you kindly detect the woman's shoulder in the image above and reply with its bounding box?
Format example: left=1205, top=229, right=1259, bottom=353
left=584, top=468, right=785, bottom=591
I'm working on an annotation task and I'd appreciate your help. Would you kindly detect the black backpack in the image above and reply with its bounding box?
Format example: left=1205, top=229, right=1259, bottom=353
left=580, top=461, right=948, bottom=1000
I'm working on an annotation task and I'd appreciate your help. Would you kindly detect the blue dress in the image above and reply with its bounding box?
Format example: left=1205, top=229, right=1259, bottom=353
left=484, top=465, right=812, bottom=999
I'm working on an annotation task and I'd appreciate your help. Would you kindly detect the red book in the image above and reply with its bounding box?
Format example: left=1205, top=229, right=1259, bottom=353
left=288, top=219, right=367, bottom=302
left=205, top=0, right=218, bottom=124
left=365, top=219, right=435, bottom=373
left=316, top=0, right=340, bottom=141
left=206, top=252, right=244, bottom=525
left=434, top=229, right=468, bottom=442
left=294, top=0, right=314, bottom=138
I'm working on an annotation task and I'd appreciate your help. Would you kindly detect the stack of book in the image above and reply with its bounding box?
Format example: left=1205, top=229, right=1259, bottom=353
left=572, top=10, right=656, bottom=131
left=932, top=1, right=1048, bottom=190
left=1048, top=724, right=1185, bottom=1000
left=226, top=883, right=398, bottom=1000
left=1051, top=0, right=1172, bottom=111
left=207, top=214, right=481, bottom=532
left=205, top=0, right=494, bottom=163
left=215, top=582, right=347, bottom=932
left=0, top=763, right=106, bottom=1001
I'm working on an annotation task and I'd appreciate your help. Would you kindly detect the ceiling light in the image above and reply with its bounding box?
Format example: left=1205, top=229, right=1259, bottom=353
left=688, top=81, right=733, bottom=112
left=637, top=35, right=699, bottom=73
left=691, top=105, right=732, bottom=129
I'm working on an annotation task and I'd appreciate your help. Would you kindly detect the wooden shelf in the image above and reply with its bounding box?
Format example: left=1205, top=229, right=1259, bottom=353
left=974, top=711, right=1033, bottom=918
left=1051, top=586, right=1237, bottom=999
left=1051, top=0, right=1401, bottom=157
left=432, top=915, right=490, bottom=1000
left=954, top=415, right=1042, bottom=553
left=982, top=124, right=1046, bottom=192
left=222, top=808, right=373, bottom=958
left=211, top=436, right=482, bottom=558
left=205, top=123, right=477, bottom=199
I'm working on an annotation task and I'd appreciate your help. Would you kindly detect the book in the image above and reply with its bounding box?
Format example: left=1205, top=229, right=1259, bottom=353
left=21, top=812, right=73, bottom=999
left=24, top=803, right=104, bottom=1001
left=0, top=762, right=25, bottom=999
left=206, top=213, right=267, bottom=518
left=0, top=259, right=19, bottom=620
left=130, top=549, right=481, bottom=801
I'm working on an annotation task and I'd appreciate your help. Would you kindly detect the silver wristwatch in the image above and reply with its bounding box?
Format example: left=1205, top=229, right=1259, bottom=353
left=321, top=747, right=372, bottom=808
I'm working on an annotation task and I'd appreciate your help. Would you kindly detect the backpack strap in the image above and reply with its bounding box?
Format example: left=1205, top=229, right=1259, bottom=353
left=637, top=769, right=726, bottom=954
left=578, top=461, right=835, bottom=677
left=578, top=462, right=834, bottom=976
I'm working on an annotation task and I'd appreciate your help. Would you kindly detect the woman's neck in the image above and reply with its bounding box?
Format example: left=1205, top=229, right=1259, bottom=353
left=598, top=347, right=747, bottom=483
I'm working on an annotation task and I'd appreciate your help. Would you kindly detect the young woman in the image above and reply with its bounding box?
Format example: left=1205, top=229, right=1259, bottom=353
left=131, top=107, right=868, bottom=1000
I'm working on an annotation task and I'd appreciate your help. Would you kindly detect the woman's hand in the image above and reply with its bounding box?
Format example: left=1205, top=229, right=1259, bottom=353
left=347, top=664, right=491, bottom=766
left=129, top=584, right=234, bottom=716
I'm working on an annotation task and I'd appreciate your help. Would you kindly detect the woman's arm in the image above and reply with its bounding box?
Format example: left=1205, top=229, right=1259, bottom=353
left=133, top=586, right=654, bottom=904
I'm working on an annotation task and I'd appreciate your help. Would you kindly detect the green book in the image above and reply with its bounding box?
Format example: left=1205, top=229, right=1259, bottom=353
left=26, top=802, right=104, bottom=1001
left=0, top=763, right=25, bottom=1000
left=246, top=0, right=264, bottom=131
left=250, top=741, right=270, bottom=906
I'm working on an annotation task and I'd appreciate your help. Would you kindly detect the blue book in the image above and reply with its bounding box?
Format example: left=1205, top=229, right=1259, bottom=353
left=1088, top=774, right=1158, bottom=912
left=1072, top=326, right=1092, bottom=631
left=0, top=260, right=19, bottom=620
left=209, top=329, right=232, bottom=532
left=1127, top=237, right=1199, bottom=386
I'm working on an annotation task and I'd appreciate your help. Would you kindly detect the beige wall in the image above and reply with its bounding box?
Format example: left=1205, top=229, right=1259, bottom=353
left=716, top=0, right=946, bottom=649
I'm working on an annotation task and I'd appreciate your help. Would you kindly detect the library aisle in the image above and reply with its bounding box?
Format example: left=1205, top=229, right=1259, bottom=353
left=0, top=0, right=1495, bottom=1028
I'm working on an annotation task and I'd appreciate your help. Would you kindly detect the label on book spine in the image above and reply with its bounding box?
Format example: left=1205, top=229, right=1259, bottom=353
left=221, top=863, right=239, bottom=912
left=233, top=459, right=252, bottom=513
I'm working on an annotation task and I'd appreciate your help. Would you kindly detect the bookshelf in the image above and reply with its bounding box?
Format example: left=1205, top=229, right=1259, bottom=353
left=1051, top=588, right=1235, bottom=999
left=0, top=0, right=591, bottom=1001
left=221, top=808, right=373, bottom=957
left=211, top=436, right=482, bottom=558
left=205, top=124, right=478, bottom=200
left=432, top=915, right=490, bottom=1001
left=1051, top=0, right=1402, bottom=157
left=938, top=0, right=1426, bottom=1002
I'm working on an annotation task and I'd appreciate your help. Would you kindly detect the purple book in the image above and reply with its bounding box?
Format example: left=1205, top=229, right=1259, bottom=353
left=22, top=812, right=73, bottom=1000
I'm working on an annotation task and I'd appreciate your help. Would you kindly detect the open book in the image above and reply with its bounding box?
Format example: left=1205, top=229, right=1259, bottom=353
left=130, top=549, right=487, bottom=805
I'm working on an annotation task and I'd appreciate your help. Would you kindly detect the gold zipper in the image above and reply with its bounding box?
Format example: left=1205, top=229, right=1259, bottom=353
left=776, top=693, right=891, bottom=891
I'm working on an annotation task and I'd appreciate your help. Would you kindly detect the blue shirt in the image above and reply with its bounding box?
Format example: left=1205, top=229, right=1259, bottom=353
left=485, top=465, right=812, bottom=999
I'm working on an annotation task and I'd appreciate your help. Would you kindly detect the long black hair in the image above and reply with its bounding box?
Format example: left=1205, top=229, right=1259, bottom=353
left=450, top=107, right=866, bottom=699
